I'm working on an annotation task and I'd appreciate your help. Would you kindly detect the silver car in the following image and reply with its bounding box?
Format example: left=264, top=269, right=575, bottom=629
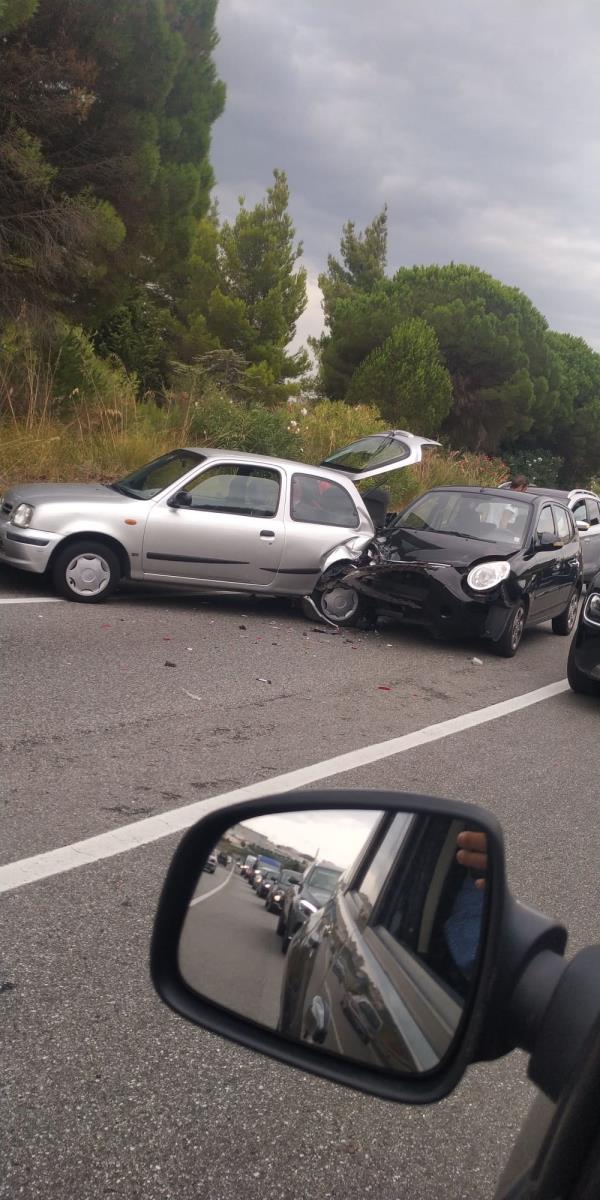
left=527, top=488, right=600, bottom=583
left=0, top=430, right=437, bottom=618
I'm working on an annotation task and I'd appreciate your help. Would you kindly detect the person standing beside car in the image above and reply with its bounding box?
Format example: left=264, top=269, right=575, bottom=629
left=509, top=475, right=528, bottom=492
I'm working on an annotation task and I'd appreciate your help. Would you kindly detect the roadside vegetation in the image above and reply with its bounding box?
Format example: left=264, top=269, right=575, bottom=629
left=2, top=0, right=599, bottom=501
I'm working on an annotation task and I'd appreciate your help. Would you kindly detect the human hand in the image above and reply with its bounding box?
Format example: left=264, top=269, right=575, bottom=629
left=456, top=830, right=488, bottom=889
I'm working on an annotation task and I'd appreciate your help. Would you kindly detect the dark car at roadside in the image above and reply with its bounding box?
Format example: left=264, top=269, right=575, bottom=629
left=256, top=870, right=281, bottom=899
left=278, top=861, right=343, bottom=954
left=332, top=486, right=582, bottom=657
left=568, top=570, right=600, bottom=696
left=265, top=870, right=301, bottom=913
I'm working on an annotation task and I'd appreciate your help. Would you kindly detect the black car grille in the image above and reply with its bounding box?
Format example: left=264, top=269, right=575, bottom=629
left=379, top=567, right=430, bottom=604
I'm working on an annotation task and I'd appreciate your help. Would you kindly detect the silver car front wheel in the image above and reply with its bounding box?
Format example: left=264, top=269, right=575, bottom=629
left=52, top=540, right=121, bottom=603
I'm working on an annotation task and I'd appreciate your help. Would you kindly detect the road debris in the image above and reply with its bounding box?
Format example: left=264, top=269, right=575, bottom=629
left=164, top=660, right=177, bottom=667
left=471, top=657, right=483, bottom=665
left=256, top=677, right=272, bottom=684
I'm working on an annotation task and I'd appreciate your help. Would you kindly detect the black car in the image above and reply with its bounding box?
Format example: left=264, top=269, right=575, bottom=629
left=265, top=870, right=301, bottom=913
left=256, top=870, right=280, bottom=899
left=567, top=570, right=600, bottom=695
left=278, top=861, right=343, bottom=954
left=335, top=486, right=582, bottom=656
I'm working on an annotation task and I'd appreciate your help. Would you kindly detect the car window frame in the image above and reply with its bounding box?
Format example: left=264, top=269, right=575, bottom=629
left=179, top=462, right=283, bottom=519
left=535, top=504, right=556, bottom=539
left=552, top=504, right=572, bottom=544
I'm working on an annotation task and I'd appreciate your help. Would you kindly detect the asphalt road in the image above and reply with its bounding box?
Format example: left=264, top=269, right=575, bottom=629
left=180, top=868, right=286, bottom=1028
left=2, top=563, right=600, bottom=1200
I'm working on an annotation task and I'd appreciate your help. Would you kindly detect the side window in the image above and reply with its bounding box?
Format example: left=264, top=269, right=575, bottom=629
left=572, top=499, right=587, bottom=524
left=375, top=817, right=483, bottom=1000
left=351, top=813, right=413, bottom=915
left=536, top=506, right=555, bottom=537
left=290, top=473, right=359, bottom=528
left=553, top=506, right=571, bottom=541
left=183, top=465, right=280, bottom=517
left=587, top=500, right=600, bottom=527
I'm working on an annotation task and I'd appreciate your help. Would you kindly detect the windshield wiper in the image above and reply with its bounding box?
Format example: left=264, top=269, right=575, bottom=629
left=109, top=483, right=138, bottom=498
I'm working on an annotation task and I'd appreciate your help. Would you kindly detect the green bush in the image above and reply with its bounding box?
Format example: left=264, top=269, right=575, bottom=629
left=188, top=384, right=298, bottom=458
left=366, top=449, right=508, bottom=512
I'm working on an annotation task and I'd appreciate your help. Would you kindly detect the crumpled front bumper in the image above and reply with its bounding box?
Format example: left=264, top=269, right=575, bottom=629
left=345, top=560, right=518, bottom=642
left=0, top=518, right=61, bottom=573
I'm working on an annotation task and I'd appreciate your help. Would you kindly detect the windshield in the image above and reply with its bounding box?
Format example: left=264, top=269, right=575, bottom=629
left=113, top=450, right=205, bottom=500
left=308, top=867, right=342, bottom=894
left=395, top=491, right=531, bottom=546
left=321, top=435, right=410, bottom=474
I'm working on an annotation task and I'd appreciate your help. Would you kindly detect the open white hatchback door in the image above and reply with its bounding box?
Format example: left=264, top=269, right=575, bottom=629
left=320, top=430, right=440, bottom=481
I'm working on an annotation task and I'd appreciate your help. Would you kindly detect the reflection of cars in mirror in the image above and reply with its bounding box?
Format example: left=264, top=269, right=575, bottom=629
left=217, top=851, right=229, bottom=866
left=278, top=812, right=486, bottom=1072
left=337, top=487, right=582, bottom=656
left=567, top=570, right=600, bottom=696
left=203, top=853, right=218, bottom=875
left=0, top=432, right=438, bottom=615
left=265, top=871, right=301, bottom=913
left=279, top=861, right=343, bottom=955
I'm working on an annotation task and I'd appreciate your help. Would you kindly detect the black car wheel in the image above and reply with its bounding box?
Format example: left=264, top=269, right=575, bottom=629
left=552, top=588, right=580, bottom=636
left=493, top=600, right=527, bottom=658
left=52, top=539, right=121, bottom=603
left=281, top=919, right=296, bottom=955
left=276, top=912, right=285, bottom=936
left=567, top=638, right=600, bottom=696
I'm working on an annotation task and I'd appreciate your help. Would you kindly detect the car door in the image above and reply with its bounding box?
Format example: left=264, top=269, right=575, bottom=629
left=551, top=504, right=580, bottom=610
left=320, top=432, right=440, bottom=482
left=295, top=813, right=467, bottom=1073
left=573, top=497, right=600, bottom=580
left=528, top=504, right=562, bottom=620
left=274, top=471, right=363, bottom=593
left=142, top=462, right=285, bottom=586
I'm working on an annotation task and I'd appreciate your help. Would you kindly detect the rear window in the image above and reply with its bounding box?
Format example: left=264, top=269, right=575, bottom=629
left=322, top=435, right=411, bottom=474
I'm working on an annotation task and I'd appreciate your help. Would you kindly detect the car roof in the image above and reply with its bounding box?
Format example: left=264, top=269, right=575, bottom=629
left=527, top=487, right=599, bottom=501
left=182, top=445, right=366, bottom=486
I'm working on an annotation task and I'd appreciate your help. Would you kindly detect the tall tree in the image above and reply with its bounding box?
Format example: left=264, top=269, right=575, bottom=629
left=346, top=318, right=453, bottom=435
left=182, top=170, right=308, bottom=401
left=319, top=206, right=388, bottom=325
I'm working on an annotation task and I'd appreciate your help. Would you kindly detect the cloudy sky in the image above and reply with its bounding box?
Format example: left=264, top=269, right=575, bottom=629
left=244, top=809, right=382, bottom=867
left=210, top=0, right=599, bottom=350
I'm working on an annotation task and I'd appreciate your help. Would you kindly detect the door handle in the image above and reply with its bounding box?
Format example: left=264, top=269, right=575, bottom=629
left=260, top=530, right=276, bottom=538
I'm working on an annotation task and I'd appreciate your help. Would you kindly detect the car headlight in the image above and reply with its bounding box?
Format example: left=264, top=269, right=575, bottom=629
left=467, top=561, right=511, bottom=592
left=584, top=593, right=600, bottom=626
left=273, top=892, right=283, bottom=902
left=11, top=503, right=34, bottom=528
left=299, top=899, right=317, bottom=915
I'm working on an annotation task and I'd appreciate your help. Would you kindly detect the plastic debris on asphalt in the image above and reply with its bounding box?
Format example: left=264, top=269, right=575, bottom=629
left=164, top=660, right=177, bottom=667
left=471, top=657, right=483, bottom=665
left=256, top=677, right=272, bottom=684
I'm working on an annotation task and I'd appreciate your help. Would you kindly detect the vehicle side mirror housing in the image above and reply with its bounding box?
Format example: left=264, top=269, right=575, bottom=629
left=536, top=530, right=560, bottom=550
left=576, top=520, right=590, bottom=532
left=168, top=490, right=192, bottom=508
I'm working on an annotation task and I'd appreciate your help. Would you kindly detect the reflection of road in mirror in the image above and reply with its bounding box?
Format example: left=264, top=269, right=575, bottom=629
left=178, top=808, right=490, bottom=1078
left=178, top=864, right=286, bottom=1029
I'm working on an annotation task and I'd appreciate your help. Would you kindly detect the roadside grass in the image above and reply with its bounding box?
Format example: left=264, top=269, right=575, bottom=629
left=0, top=393, right=507, bottom=507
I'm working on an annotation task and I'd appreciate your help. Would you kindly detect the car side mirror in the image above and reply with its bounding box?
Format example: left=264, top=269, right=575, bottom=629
left=151, top=788, right=582, bottom=1105
left=536, top=530, right=560, bottom=550
left=576, top=520, right=590, bottom=532
left=167, top=490, right=192, bottom=508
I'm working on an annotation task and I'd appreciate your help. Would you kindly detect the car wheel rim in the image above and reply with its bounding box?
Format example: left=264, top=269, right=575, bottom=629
left=65, top=553, right=111, bottom=597
left=567, top=593, right=579, bottom=630
left=320, top=584, right=359, bottom=622
left=511, top=606, right=525, bottom=650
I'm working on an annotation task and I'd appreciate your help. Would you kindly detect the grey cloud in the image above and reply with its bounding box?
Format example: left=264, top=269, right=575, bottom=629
left=210, top=0, right=600, bottom=347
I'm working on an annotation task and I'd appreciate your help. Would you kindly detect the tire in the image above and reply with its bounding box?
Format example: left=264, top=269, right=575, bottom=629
left=567, top=639, right=600, bottom=696
left=51, top=540, right=120, bottom=603
left=276, top=912, right=285, bottom=936
left=493, top=600, right=527, bottom=658
left=303, top=571, right=371, bottom=628
left=552, top=588, right=580, bottom=636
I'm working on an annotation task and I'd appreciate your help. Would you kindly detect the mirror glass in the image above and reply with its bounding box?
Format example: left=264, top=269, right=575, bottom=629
left=178, top=807, right=491, bottom=1076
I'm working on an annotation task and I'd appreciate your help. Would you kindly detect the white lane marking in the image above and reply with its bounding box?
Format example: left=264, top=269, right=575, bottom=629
left=0, top=678, right=570, bottom=895
left=0, top=596, right=62, bottom=605
left=190, top=867, right=234, bottom=906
